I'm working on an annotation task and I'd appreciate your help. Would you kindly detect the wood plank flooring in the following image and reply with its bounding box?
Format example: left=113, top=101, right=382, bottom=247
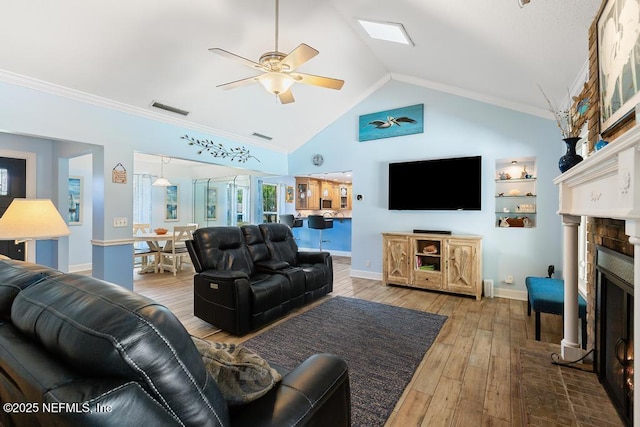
left=133, top=256, right=565, bottom=426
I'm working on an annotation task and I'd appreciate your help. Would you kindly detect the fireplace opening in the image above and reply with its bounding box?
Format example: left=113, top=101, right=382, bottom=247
left=596, top=245, right=634, bottom=426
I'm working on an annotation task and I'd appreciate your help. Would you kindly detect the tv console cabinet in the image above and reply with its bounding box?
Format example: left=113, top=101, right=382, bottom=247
left=382, top=232, right=483, bottom=300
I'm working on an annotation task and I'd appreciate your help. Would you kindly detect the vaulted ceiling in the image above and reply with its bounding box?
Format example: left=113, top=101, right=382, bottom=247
left=0, top=0, right=601, bottom=153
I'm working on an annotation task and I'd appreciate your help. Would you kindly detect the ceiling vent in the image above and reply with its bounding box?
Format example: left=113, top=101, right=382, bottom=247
left=252, top=132, right=273, bottom=141
left=151, top=101, right=190, bottom=116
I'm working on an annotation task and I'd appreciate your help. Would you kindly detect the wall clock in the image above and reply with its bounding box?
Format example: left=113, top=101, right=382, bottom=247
left=312, top=154, right=324, bottom=166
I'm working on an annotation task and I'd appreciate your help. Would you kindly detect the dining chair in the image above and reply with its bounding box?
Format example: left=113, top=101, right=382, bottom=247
left=159, top=225, right=197, bottom=275
left=133, top=223, right=159, bottom=272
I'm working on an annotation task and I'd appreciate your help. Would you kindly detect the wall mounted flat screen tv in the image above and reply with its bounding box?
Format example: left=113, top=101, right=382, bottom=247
left=388, top=156, right=482, bottom=210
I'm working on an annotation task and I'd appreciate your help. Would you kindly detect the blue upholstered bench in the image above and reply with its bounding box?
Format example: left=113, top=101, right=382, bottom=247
left=525, top=277, right=587, bottom=349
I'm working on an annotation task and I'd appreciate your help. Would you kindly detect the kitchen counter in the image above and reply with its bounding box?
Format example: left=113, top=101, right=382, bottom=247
left=292, top=217, right=351, bottom=254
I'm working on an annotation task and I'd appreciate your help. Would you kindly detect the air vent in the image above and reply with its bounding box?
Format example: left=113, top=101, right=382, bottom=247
left=151, top=101, right=189, bottom=116
left=252, top=132, right=273, bottom=141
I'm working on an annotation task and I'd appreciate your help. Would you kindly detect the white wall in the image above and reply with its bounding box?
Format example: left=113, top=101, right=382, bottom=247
left=289, top=79, right=564, bottom=297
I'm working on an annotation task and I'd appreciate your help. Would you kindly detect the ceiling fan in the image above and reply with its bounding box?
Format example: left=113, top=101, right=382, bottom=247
left=209, top=0, right=344, bottom=104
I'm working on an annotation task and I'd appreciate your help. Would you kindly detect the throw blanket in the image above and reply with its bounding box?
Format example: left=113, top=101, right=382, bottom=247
left=191, top=336, right=282, bottom=406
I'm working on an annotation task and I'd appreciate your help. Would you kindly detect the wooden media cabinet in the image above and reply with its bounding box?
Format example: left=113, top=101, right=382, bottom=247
left=382, top=232, right=483, bottom=300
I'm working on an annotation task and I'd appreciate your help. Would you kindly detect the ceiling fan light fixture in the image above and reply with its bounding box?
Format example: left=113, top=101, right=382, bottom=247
left=259, top=72, right=294, bottom=95
left=357, top=19, right=414, bottom=46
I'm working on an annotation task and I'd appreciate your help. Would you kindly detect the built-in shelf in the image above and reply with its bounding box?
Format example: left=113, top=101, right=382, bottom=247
left=495, top=157, right=536, bottom=228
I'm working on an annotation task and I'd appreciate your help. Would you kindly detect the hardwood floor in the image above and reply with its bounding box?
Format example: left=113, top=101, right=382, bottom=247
left=133, top=256, right=565, bottom=426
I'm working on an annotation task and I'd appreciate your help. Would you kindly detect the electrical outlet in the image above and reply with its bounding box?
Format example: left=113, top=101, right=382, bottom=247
left=113, top=217, right=128, bottom=227
left=505, top=275, right=514, bottom=284
left=365, top=260, right=371, bottom=268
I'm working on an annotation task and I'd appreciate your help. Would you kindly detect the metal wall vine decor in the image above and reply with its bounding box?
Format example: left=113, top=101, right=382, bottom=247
left=181, top=135, right=260, bottom=163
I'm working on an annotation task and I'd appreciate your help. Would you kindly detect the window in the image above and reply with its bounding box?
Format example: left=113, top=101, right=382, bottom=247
left=133, top=174, right=153, bottom=225
left=236, top=185, right=248, bottom=225
left=262, top=183, right=278, bottom=223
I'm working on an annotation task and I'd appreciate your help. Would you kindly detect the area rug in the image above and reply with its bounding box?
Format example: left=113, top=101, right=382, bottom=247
left=242, top=296, right=447, bottom=427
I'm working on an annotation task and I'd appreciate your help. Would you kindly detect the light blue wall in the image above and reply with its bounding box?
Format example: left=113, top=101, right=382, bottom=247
left=1, top=78, right=567, bottom=296
left=289, top=80, right=564, bottom=296
left=0, top=80, right=287, bottom=288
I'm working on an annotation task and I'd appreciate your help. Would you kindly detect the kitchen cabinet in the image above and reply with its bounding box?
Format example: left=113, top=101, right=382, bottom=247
left=295, top=178, right=350, bottom=211
left=295, top=178, right=320, bottom=210
left=338, top=184, right=351, bottom=210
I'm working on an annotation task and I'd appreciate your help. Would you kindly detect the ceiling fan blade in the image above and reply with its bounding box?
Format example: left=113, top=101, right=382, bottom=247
left=280, top=43, right=319, bottom=71
left=216, top=76, right=260, bottom=90
left=291, top=72, right=344, bottom=90
left=209, top=48, right=267, bottom=71
left=278, top=89, right=295, bottom=104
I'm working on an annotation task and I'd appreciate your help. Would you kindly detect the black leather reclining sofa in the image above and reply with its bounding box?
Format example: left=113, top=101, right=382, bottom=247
left=0, top=258, right=350, bottom=426
left=187, top=223, right=333, bottom=336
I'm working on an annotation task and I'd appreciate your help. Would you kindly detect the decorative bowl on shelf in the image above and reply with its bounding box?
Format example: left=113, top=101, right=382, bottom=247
left=423, top=245, right=438, bottom=254
left=154, top=228, right=168, bottom=235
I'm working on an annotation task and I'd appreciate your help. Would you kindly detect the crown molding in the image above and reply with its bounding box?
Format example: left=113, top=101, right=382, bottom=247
left=0, top=69, right=288, bottom=154
left=390, top=72, right=552, bottom=119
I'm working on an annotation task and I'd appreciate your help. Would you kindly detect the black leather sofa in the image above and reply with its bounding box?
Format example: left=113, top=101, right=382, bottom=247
left=0, top=258, right=350, bottom=427
left=188, top=223, right=333, bottom=336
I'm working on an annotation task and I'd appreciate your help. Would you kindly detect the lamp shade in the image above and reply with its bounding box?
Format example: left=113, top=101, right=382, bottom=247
left=0, top=199, right=71, bottom=240
left=152, top=177, right=173, bottom=187
left=259, top=72, right=294, bottom=95
left=152, top=156, right=173, bottom=187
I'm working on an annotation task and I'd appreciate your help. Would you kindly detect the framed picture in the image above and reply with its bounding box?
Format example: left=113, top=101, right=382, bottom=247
left=165, top=185, right=179, bottom=221
left=598, top=0, right=640, bottom=132
left=68, top=176, right=82, bottom=225
left=285, top=186, right=294, bottom=203
left=358, top=104, right=424, bottom=142
left=206, top=187, right=217, bottom=220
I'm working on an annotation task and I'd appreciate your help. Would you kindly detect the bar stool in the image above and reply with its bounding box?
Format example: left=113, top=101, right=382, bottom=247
left=308, top=215, right=333, bottom=250
left=279, top=214, right=303, bottom=228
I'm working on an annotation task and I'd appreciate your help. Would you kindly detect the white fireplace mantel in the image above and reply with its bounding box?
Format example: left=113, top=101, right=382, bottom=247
left=554, top=124, right=640, bottom=221
left=554, top=119, right=640, bottom=425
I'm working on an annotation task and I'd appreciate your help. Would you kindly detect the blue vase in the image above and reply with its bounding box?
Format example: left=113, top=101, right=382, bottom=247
left=558, top=137, right=583, bottom=173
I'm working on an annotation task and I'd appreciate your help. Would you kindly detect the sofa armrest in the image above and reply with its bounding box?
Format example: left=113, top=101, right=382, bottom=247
left=297, top=251, right=331, bottom=265
left=199, top=270, right=250, bottom=281
left=194, top=271, right=252, bottom=335
left=185, top=240, right=203, bottom=273
left=255, top=259, right=290, bottom=272
left=230, top=353, right=351, bottom=427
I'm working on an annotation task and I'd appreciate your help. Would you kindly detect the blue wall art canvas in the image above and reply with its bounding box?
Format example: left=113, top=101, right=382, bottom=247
left=358, top=104, right=424, bottom=142
left=68, top=176, right=82, bottom=225
left=165, top=185, right=179, bottom=221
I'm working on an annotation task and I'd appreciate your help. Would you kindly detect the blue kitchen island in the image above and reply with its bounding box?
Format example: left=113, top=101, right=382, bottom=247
left=291, top=217, right=351, bottom=255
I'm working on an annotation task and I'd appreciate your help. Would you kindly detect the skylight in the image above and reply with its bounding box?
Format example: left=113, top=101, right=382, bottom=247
left=357, top=19, right=413, bottom=46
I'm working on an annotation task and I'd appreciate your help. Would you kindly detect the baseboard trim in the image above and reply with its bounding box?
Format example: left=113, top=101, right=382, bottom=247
left=493, top=287, right=528, bottom=301
left=69, top=263, right=92, bottom=273
left=350, top=270, right=382, bottom=280
left=350, top=270, right=528, bottom=301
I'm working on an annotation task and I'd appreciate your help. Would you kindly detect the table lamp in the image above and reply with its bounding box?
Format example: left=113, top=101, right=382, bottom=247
left=0, top=199, right=71, bottom=242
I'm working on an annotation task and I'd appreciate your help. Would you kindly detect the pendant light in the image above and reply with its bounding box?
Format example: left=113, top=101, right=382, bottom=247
left=152, top=156, right=173, bottom=187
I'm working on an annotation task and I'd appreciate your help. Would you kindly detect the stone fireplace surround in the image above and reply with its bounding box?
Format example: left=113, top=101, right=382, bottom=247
left=554, top=118, right=640, bottom=425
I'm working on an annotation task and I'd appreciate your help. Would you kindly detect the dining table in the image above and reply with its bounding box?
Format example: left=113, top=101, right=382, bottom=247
left=132, top=232, right=175, bottom=273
